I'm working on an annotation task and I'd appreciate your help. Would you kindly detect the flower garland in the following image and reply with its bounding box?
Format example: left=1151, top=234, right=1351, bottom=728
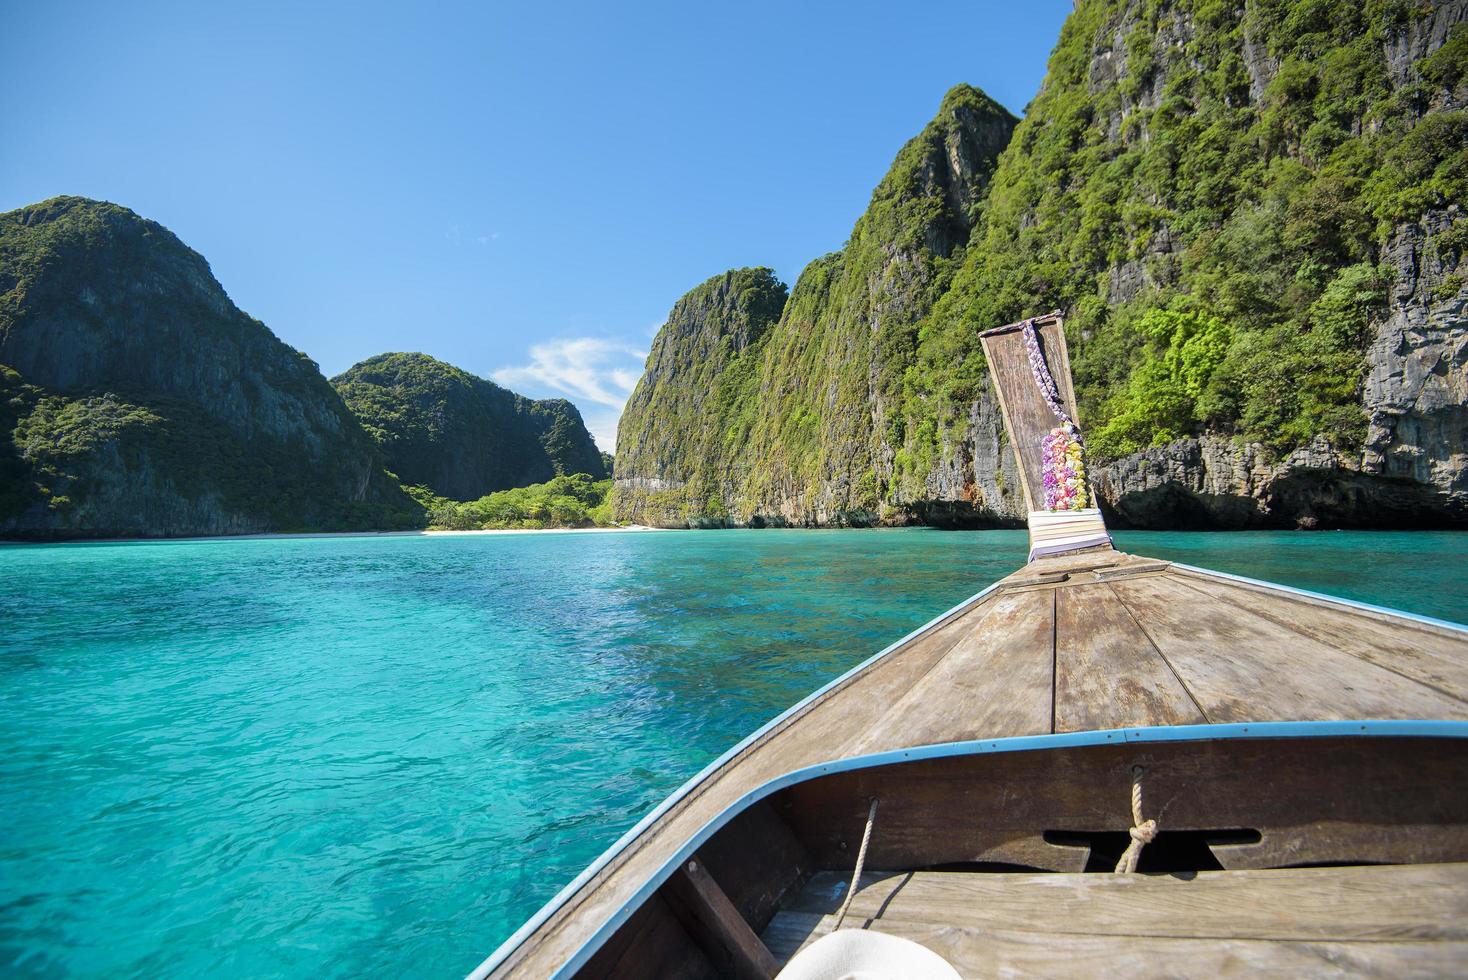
left=1041, top=426, right=1089, bottom=510
left=1021, top=319, right=1090, bottom=511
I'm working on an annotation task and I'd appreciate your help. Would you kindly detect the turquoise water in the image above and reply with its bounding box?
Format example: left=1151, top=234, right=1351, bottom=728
left=2, top=529, right=1463, bottom=978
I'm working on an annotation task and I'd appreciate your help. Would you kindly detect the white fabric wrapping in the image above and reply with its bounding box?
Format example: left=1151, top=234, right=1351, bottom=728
left=1027, top=507, right=1111, bottom=561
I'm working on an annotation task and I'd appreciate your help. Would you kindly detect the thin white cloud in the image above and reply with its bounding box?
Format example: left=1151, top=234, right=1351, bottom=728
left=494, top=337, right=647, bottom=452
left=581, top=408, right=626, bottom=454
left=449, top=226, right=498, bottom=246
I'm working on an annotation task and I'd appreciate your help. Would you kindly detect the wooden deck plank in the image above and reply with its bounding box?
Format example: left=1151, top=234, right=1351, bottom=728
left=851, top=589, right=1056, bottom=753
left=764, top=918, right=1468, bottom=979
left=1054, top=582, right=1207, bottom=731
left=1010, top=547, right=1132, bottom=580
left=1167, top=565, right=1467, bottom=641
left=775, top=864, right=1468, bottom=943
left=1003, top=550, right=1166, bottom=591
left=1110, top=573, right=1468, bottom=722
left=1172, top=570, right=1468, bottom=704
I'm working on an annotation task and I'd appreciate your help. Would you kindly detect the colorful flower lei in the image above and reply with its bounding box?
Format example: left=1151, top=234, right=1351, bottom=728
left=1041, top=424, right=1089, bottom=510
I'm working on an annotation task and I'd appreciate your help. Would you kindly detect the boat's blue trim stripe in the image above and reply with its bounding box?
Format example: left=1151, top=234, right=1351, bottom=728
left=462, top=578, right=1008, bottom=980
left=1171, top=561, right=1468, bottom=634
left=482, top=719, right=1468, bottom=979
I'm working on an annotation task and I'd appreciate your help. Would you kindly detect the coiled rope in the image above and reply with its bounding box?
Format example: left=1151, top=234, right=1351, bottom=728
left=834, top=797, right=880, bottom=930
left=1114, top=765, right=1158, bottom=873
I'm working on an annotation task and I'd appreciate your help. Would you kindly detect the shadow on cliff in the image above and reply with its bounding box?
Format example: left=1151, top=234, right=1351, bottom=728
left=1103, top=471, right=1467, bottom=531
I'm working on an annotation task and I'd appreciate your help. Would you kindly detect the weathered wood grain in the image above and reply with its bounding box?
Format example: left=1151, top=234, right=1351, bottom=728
left=1167, top=564, right=1467, bottom=640
left=1111, top=574, right=1468, bottom=722
left=979, top=314, right=1079, bottom=514
left=664, top=857, right=778, bottom=979
left=764, top=918, right=1468, bottom=979
left=1054, top=582, right=1206, bottom=731
left=775, top=863, right=1468, bottom=943
left=696, top=801, right=813, bottom=935
left=486, top=554, right=1468, bottom=978
left=1172, top=570, right=1468, bottom=704
left=1002, top=550, right=1166, bottom=591
left=484, top=588, right=1001, bottom=977
left=853, top=589, right=1055, bottom=753
left=1009, top=546, right=1128, bottom=580
left=580, top=892, right=719, bottom=979
left=779, top=736, right=1468, bottom=873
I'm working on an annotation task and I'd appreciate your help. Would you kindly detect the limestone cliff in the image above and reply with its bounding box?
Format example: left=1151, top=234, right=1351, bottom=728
left=613, top=86, right=1021, bottom=526
left=614, top=0, right=1467, bottom=529
left=612, top=268, right=787, bottom=526
left=0, top=197, right=419, bottom=538
left=332, top=352, right=607, bottom=500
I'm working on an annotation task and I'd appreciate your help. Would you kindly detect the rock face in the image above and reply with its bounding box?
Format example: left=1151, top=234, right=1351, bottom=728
left=614, top=1, right=1468, bottom=530
left=1360, top=210, right=1467, bottom=518
left=613, top=86, right=1022, bottom=526
left=612, top=268, right=787, bottom=526
left=332, top=352, right=607, bottom=500
left=0, top=197, right=419, bottom=539
left=1099, top=209, right=1468, bottom=529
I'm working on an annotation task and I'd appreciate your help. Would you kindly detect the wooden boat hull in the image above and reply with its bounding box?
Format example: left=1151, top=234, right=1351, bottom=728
left=579, top=726, right=1468, bottom=979
left=469, top=556, right=1468, bottom=978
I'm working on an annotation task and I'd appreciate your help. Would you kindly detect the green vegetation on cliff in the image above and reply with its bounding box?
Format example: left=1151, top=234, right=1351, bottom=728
left=0, top=197, right=421, bottom=538
left=333, top=352, right=607, bottom=501
left=409, top=473, right=612, bottom=530
left=915, top=0, right=1465, bottom=460
left=748, top=85, right=1020, bottom=519
left=615, top=0, right=1467, bottom=528
left=612, top=267, right=788, bottom=526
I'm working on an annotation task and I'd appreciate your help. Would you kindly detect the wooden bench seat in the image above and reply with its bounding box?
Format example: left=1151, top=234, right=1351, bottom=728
left=763, top=864, right=1468, bottom=977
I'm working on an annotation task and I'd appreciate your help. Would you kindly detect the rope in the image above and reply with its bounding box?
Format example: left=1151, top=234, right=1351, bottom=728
left=1114, top=765, right=1158, bottom=873
left=833, top=797, right=879, bottom=930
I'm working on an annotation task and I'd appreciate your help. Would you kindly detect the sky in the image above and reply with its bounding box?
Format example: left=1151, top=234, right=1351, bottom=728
left=1, top=0, right=1072, bottom=450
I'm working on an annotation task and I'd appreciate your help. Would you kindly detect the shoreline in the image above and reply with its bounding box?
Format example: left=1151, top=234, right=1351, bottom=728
left=5, top=525, right=1464, bottom=547
left=420, top=525, right=665, bottom=537
left=0, top=525, right=668, bottom=546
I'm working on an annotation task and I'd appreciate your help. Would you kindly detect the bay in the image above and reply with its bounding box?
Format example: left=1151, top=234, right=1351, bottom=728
left=1, top=529, right=1463, bottom=977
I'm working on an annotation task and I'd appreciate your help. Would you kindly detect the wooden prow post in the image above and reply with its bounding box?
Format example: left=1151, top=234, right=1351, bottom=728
left=979, top=312, right=1112, bottom=562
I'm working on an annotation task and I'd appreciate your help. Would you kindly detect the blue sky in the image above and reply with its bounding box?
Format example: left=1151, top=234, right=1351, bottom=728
left=2, top=1, right=1071, bottom=449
